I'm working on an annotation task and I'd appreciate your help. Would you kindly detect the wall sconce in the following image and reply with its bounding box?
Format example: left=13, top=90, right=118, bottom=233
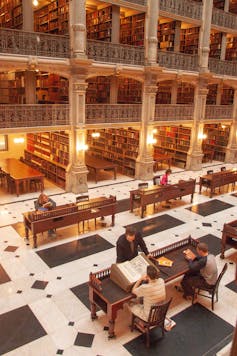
left=77, top=143, right=88, bottom=151
left=198, top=133, right=207, bottom=140
left=221, top=125, right=226, bottom=129
left=91, top=132, right=100, bottom=138
left=152, top=128, right=157, bottom=134
left=13, top=137, right=25, bottom=144
left=32, top=0, right=39, bottom=6
left=147, top=135, right=157, bottom=145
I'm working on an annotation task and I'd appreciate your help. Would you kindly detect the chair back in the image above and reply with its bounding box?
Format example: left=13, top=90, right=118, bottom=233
left=34, top=200, right=37, bottom=210
left=138, top=182, right=148, bottom=189
left=207, top=170, right=213, bottom=175
left=76, top=195, right=89, bottom=203
left=213, top=263, right=228, bottom=294
left=153, top=175, right=161, bottom=185
left=148, top=298, right=172, bottom=327
left=220, top=166, right=226, bottom=172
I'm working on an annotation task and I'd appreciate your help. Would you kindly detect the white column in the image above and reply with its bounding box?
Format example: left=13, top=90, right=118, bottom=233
left=216, top=83, right=223, bottom=105
left=171, top=81, right=178, bottom=104
left=111, top=5, right=120, bottom=43
left=199, top=0, right=214, bottom=71
left=220, top=33, right=227, bottom=60
left=224, top=0, right=230, bottom=12
left=174, top=21, right=181, bottom=53
left=225, top=89, right=237, bottom=163
left=70, top=0, right=87, bottom=58
left=146, top=0, right=159, bottom=64
left=110, top=76, right=118, bottom=104
left=22, top=0, right=34, bottom=31
left=25, top=71, right=36, bottom=104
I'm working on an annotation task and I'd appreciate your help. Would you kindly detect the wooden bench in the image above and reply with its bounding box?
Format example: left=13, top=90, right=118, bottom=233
left=199, top=170, right=237, bottom=198
left=130, top=179, right=196, bottom=218
left=221, top=219, right=237, bottom=259
left=23, top=196, right=117, bottom=247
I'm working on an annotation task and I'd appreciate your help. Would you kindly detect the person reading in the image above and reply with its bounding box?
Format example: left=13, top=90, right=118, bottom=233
left=160, top=169, right=172, bottom=185
left=177, top=242, right=218, bottom=299
left=35, top=193, right=56, bottom=237
left=116, top=227, right=150, bottom=263
left=129, top=265, right=166, bottom=321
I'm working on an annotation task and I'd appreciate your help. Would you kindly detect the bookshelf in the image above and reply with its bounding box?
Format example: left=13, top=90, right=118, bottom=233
left=210, top=31, right=222, bottom=59
left=177, top=83, right=195, bottom=104
left=158, top=21, right=176, bottom=52
left=213, top=1, right=225, bottom=10
left=156, top=81, right=172, bottom=104
left=180, top=27, right=200, bottom=54
left=221, top=86, right=234, bottom=105
left=86, top=76, right=110, bottom=104
left=207, top=84, right=218, bottom=105
left=202, top=123, right=230, bottom=161
left=229, top=0, right=237, bottom=14
left=226, top=35, right=237, bottom=61
left=153, top=125, right=191, bottom=168
left=0, top=0, right=23, bottom=29
left=86, top=6, right=112, bottom=42
left=34, top=0, right=69, bottom=34
left=0, top=71, right=25, bottom=104
left=118, top=78, right=142, bottom=104
left=87, top=127, right=139, bottom=177
left=120, top=13, right=145, bottom=46
left=36, top=73, right=69, bottom=104
left=24, top=131, right=69, bottom=187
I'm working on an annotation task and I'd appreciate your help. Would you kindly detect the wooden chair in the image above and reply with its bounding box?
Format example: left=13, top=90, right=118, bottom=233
left=192, top=263, right=228, bottom=310
left=138, top=182, right=149, bottom=189
left=130, top=298, right=172, bottom=348
left=220, top=166, right=226, bottom=172
left=153, top=175, right=161, bottom=185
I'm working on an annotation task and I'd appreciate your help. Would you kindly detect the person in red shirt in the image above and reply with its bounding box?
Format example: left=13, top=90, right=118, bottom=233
left=160, top=169, right=172, bottom=185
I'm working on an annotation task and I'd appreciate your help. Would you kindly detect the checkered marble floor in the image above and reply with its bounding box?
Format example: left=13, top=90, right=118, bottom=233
left=0, top=161, right=236, bottom=355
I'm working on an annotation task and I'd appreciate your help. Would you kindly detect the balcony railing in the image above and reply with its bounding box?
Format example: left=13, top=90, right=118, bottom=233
left=87, top=40, right=144, bottom=66
left=205, top=105, right=233, bottom=120
left=0, top=28, right=69, bottom=58
left=0, top=104, right=69, bottom=128
left=86, top=104, right=142, bottom=124
left=118, top=0, right=147, bottom=5
left=212, top=8, right=237, bottom=30
left=154, top=105, right=194, bottom=121
left=160, top=0, right=202, bottom=20
left=209, top=58, right=237, bottom=77
left=158, top=51, right=199, bottom=72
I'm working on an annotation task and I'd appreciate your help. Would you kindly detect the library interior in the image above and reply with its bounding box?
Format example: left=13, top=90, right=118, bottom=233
left=0, top=0, right=237, bottom=355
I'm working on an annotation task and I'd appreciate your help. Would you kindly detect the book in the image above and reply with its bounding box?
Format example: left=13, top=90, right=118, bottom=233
left=164, top=317, right=176, bottom=331
left=157, top=256, right=173, bottom=267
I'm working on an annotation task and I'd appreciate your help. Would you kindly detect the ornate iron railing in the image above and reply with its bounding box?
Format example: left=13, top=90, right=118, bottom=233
left=119, top=0, right=146, bottom=5
left=160, top=0, right=202, bottom=20
left=86, top=104, right=142, bottom=124
left=0, top=28, right=69, bottom=58
left=212, top=8, right=237, bottom=30
left=0, top=104, right=69, bottom=128
left=87, top=40, right=145, bottom=65
left=205, top=105, right=233, bottom=120
left=154, top=105, right=194, bottom=121
left=158, top=51, right=199, bottom=72
left=209, top=58, right=237, bottom=77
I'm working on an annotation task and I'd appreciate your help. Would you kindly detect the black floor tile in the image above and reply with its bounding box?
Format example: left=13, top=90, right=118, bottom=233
left=0, top=264, right=11, bottom=285
left=0, top=305, right=47, bottom=355
left=198, top=234, right=226, bottom=256
left=31, top=280, right=49, bottom=290
left=116, top=198, right=130, bottom=213
left=225, top=280, right=237, bottom=293
left=71, top=282, right=91, bottom=310
left=36, top=234, right=114, bottom=268
left=74, top=332, right=94, bottom=348
left=124, top=303, right=234, bottom=356
left=125, top=214, right=185, bottom=238
left=186, top=199, right=234, bottom=217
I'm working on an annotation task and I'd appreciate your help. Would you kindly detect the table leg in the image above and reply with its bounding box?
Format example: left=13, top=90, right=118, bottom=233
left=112, top=214, right=115, bottom=226
left=25, top=227, right=29, bottom=240
left=33, top=234, right=37, bottom=248
left=15, top=181, right=20, bottom=197
left=90, top=302, right=98, bottom=320
left=114, top=167, right=117, bottom=180
left=108, top=319, right=116, bottom=339
left=95, top=169, right=97, bottom=184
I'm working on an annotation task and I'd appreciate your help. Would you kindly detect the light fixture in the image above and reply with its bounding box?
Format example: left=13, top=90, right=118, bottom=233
left=147, top=135, right=157, bottom=145
left=32, top=0, right=39, bottom=6
left=198, top=133, right=207, bottom=140
left=13, top=137, right=25, bottom=144
left=152, top=128, right=158, bottom=134
left=91, top=132, right=100, bottom=138
left=221, top=125, right=226, bottom=129
left=77, top=143, right=88, bottom=151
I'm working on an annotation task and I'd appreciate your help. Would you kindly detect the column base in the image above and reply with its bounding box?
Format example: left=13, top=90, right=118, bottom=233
left=225, top=147, right=237, bottom=163
left=186, top=152, right=203, bottom=171
left=66, top=164, right=89, bottom=194
left=135, top=159, right=154, bottom=180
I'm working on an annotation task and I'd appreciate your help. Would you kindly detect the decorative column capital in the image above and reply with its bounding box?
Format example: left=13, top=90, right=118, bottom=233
left=72, top=24, right=86, bottom=32
left=73, top=82, right=88, bottom=92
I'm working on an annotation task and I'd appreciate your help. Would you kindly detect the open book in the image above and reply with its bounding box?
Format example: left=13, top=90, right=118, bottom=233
left=157, top=256, right=173, bottom=267
left=110, top=254, right=157, bottom=292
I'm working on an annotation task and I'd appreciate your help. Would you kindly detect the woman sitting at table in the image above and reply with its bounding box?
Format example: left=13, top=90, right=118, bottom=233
left=35, top=193, right=56, bottom=237
left=160, top=169, right=172, bottom=185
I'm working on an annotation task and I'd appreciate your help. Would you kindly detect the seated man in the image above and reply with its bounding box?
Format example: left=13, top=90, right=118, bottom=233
left=129, top=265, right=166, bottom=321
left=116, top=226, right=150, bottom=263
left=180, top=242, right=218, bottom=299
left=35, top=193, right=56, bottom=237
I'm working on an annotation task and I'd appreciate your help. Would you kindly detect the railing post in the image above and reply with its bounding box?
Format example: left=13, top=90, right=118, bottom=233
left=226, top=89, right=237, bottom=163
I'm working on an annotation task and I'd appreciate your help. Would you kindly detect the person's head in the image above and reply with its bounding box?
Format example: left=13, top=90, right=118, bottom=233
left=196, top=242, right=208, bottom=256
left=166, top=169, right=172, bottom=176
left=146, top=265, right=159, bottom=280
left=38, top=193, right=48, bottom=205
left=125, top=226, right=136, bottom=242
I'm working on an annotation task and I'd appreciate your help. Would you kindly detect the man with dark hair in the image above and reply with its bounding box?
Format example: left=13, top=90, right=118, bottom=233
left=129, top=265, right=166, bottom=321
left=116, top=226, right=149, bottom=263
left=179, top=242, right=218, bottom=299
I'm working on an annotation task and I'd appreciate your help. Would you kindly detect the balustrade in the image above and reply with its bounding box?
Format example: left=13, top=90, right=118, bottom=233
left=205, top=105, right=233, bottom=120
left=154, top=105, right=194, bottom=121
left=212, top=8, right=237, bottom=30
left=209, top=58, right=237, bottom=77
left=86, top=104, right=142, bottom=124
left=158, top=51, right=199, bottom=72
left=160, top=0, right=202, bottom=20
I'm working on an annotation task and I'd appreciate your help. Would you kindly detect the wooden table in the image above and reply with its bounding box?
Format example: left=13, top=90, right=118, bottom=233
left=86, top=155, right=117, bottom=184
left=89, top=236, right=198, bottom=338
left=199, top=169, right=237, bottom=198
left=23, top=196, right=117, bottom=247
left=0, top=158, right=44, bottom=197
left=153, top=153, right=172, bottom=171
left=220, top=219, right=237, bottom=259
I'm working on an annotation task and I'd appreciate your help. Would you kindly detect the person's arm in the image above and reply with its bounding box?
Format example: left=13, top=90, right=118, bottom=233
left=48, top=198, right=56, bottom=208
left=116, top=241, right=126, bottom=263
left=188, top=256, right=206, bottom=273
left=132, top=276, right=147, bottom=296
left=137, top=233, right=149, bottom=255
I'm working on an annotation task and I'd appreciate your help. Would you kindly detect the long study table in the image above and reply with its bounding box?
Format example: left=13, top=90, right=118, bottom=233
left=199, top=169, right=237, bottom=198
left=0, top=158, right=44, bottom=197
left=89, top=236, right=198, bottom=338
left=85, top=155, right=117, bottom=183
